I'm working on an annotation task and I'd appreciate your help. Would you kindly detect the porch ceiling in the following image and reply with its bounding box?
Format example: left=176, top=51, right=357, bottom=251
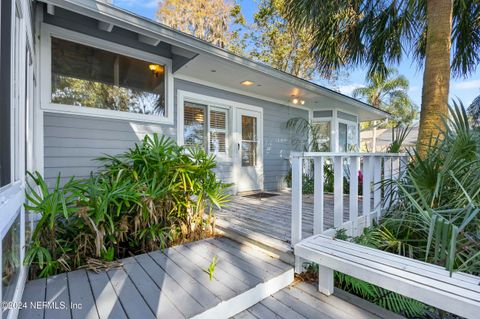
left=176, top=54, right=387, bottom=121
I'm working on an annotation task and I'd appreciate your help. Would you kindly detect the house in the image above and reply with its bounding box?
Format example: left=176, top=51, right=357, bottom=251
left=1, top=0, right=393, bottom=318
left=360, top=121, right=419, bottom=152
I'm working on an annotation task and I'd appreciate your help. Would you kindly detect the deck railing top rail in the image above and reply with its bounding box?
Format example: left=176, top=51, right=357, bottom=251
left=290, top=152, right=409, bottom=158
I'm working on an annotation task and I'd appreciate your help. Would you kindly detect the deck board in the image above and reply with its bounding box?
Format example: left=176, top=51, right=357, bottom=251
left=135, top=252, right=204, bottom=317
left=67, top=270, right=99, bottom=319
left=45, top=273, right=71, bottom=319
left=121, top=257, right=184, bottom=319
left=106, top=268, right=156, bottom=319
left=87, top=271, right=127, bottom=319
left=18, top=278, right=46, bottom=319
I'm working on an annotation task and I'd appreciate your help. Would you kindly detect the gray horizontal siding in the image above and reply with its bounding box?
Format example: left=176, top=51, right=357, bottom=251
left=43, top=113, right=176, bottom=186
left=43, top=81, right=307, bottom=192
left=175, top=79, right=307, bottom=191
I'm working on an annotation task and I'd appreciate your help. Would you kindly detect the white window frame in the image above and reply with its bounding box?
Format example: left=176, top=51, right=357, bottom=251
left=39, top=23, right=175, bottom=125
left=177, top=90, right=234, bottom=162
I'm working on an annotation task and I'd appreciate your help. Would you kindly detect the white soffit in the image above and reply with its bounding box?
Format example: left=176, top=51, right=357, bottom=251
left=176, top=55, right=386, bottom=121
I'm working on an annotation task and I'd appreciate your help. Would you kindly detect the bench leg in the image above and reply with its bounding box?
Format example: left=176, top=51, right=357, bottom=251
left=294, top=256, right=302, bottom=273
left=318, top=265, right=334, bottom=296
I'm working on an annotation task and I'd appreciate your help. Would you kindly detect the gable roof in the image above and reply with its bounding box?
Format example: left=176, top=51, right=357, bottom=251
left=38, top=0, right=390, bottom=120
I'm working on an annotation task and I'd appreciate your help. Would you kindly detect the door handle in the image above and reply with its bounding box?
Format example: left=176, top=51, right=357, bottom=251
left=238, top=143, right=240, bottom=151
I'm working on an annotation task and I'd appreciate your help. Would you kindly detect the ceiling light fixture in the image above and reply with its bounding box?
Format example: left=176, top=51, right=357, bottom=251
left=241, top=80, right=255, bottom=86
left=149, top=64, right=164, bottom=77
left=291, top=95, right=305, bottom=105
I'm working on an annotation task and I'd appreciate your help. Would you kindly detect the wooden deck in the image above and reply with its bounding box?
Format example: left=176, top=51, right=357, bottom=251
left=17, top=236, right=397, bottom=319
left=234, top=281, right=400, bottom=319
left=19, top=237, right=293, bottom=319
left=215, top=191, right=367, bottom=250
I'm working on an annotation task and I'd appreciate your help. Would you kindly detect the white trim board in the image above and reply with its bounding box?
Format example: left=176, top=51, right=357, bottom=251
left=39, top=23, right=175, bottom=125
left=192, top=268, right=294, bottom=319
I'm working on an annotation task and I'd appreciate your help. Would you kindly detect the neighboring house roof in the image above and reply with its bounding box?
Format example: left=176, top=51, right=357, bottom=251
left=360, top=122, right=419, bottom=151
left=38, top=0, right=390, bottom=121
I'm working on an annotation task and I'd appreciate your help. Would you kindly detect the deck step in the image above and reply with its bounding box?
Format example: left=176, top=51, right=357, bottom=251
left=216, top=218, right=295, bottom=265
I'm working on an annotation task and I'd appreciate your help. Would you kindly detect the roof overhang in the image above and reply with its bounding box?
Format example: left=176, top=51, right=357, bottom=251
left=37, top=0, right=390, bottom=121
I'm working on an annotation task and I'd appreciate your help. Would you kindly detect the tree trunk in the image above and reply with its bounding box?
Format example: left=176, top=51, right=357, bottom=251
left=417, top=0, right=453, bottom=157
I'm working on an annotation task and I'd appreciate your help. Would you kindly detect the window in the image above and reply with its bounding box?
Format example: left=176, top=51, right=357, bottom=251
left=339, top=122, right=358, bottom=152
left=184, top=102, right=207, bottom=148
left=313, top=121, right=331, bottom=152
left=241, top=115, right=257, bottom=166
left=209, top=108, right=228, bottom=153
left=42, top=25, right=174, bottom=124
left=183, top=101, right=229, bottom=155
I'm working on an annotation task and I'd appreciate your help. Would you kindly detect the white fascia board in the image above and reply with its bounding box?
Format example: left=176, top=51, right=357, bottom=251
left=38, top=0, right=390, bottom=119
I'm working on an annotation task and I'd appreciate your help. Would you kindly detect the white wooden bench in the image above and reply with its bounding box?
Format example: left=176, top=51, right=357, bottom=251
left=294, top=234, right=480, bottom=319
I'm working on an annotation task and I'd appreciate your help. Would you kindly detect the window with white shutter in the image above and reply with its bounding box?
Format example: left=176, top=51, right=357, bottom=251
left=183, top=101, right=229, bottom=156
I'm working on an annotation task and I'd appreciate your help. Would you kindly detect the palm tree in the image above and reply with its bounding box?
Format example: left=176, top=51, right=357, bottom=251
left=353, top=69, right=417, bottom=152
left=353, top=69, right=417, bottom=127
left=282, top=0, right=480, bottom=157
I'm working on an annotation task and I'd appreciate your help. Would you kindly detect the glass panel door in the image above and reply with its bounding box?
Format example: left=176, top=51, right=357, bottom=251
left=236, top=109, right=262, bottom=192
left=241, top=115, right=257, bottom=167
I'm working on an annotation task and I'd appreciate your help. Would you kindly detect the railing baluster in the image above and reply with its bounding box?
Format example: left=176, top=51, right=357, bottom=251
left=333, top=156, right=343, bottom=228
left=313, top=156, right=324, bottom=235
left=349, top=156, right=359, bottom=236
left=382, top=157, right=392, bottom=211
left=291, top=156, right=303, bottom=247
left=362, top=156, right=372, bottom=228
left=392, top=157, right=400, bottom=204
left=373, top=156, right=382, bottom=221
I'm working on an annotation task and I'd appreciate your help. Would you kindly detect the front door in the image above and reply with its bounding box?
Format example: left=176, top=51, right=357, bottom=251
left=236, top=108, right=263, bottom=192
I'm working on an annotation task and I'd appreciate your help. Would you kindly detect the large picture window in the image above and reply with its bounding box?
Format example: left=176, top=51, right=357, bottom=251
left=183, top=101, right=229, bottom=155
left=50, top=37, right=167, bottom=117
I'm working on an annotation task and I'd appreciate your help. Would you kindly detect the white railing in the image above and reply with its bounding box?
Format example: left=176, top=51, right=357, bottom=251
left=291, top=152, right=409, bottom=246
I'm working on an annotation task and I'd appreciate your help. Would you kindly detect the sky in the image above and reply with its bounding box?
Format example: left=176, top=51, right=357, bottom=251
left=113, top=0, right=480, bottom=107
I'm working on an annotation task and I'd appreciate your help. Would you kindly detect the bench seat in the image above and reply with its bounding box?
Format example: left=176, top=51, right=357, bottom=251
left=294, top=234, right=480, bottom=319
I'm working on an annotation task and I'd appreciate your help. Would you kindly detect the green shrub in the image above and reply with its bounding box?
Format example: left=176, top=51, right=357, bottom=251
left=24, top=134, right=230, bottom=278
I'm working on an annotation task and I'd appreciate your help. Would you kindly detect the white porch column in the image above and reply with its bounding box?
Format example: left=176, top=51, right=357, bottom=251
left=331, top=110, right=339, bottom=152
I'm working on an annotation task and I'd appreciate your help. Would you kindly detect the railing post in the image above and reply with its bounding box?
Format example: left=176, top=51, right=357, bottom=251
left=349, top=156, right=359, bottom=236
left=362, top=156, right=372, bottom=227
left=333, top=156, right=343, bottom=228
left=291, top=156, right=303, bottom=247
left=373, top=156, right=382, bottom=221
left=313, top=156, right=324, bottom=235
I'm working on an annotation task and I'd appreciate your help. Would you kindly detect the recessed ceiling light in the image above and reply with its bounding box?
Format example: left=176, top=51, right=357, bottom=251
left=241, top=80, right=255, bottom=86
